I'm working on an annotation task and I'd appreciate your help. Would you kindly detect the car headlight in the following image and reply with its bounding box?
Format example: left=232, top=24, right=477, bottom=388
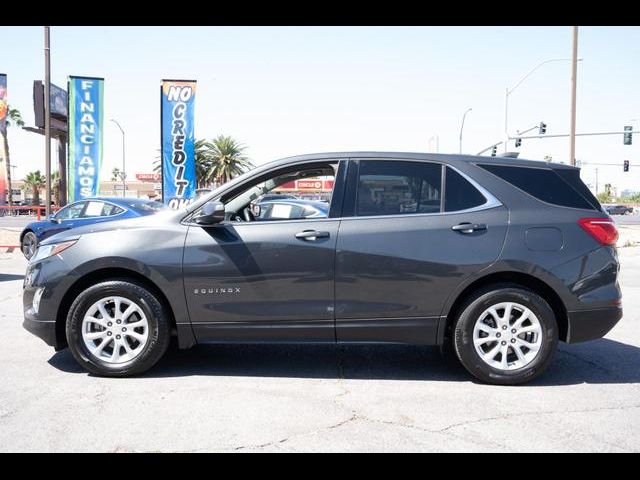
left=30, top=239, right=78, bottom=263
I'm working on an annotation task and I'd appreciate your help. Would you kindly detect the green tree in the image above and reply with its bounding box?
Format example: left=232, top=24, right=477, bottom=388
left=111, top=167, right=125, bottom=182
left=1, top=106, right=25, bottom=207
left=51, top=171, right=61, bottom=207
left=23, top=170, right=45, bottom=206
left=597, top=191, right=612, bottom=204
left=204, top=135, right=253, bottom=185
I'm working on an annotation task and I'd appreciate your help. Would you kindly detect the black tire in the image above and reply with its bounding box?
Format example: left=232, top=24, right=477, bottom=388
left=452, top=284, right=558, bottom=385
left=66, top=280, right=170, bottom=377
left=21, top=231, right=37, bottom=259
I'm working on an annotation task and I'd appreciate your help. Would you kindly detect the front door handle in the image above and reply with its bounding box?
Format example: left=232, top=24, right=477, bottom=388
left=451, top=223, right=487, bottom=234
left=295, top=230, right=330, bottom=241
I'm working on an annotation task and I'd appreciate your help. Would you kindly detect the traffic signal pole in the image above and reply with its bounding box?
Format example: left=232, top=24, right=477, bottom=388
left=510, top=130, right=640, bottom=140
left=477, top=130, right=638, bottom=156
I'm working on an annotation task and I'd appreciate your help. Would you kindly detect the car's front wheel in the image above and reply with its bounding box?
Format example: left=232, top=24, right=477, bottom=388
left=21, top=231, right=37, bottom=259
left=453, top=285, right=558, bottom=385
left=66, top=280, right=170, bottom=377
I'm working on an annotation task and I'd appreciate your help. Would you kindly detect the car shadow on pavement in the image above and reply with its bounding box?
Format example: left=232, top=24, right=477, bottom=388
left=0, top=273, right=24, bottom=282
left=48, top=338, right=640, bottom=386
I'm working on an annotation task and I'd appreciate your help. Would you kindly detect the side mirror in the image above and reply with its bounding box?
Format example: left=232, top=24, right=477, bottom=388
left=49, top=214, right=60, bottom=223
left=194, top=200, right=225, bottom=225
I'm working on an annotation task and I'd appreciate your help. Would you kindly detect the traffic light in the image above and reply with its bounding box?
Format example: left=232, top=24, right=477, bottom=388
left=624, top=126, right=633, bottom=145
left=539, top=122, right=547, bottom=134
left=515, top=138, right=522, bottom=148
left=624, top=160, right=630, bottom=172
left=490, top=145, right=497, bottom=157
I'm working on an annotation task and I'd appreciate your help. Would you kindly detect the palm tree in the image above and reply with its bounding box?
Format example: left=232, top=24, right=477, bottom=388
left=111, top=167, right=122, bottom=182
left=51, top=171, right=61, bottom=207
left=194, top=139, right=212, bottom=188
left=23, top=170, right=45, bottom=206
left=1, top=107, right=25, bottom=207
left=205, top=135, right=253, bottom=186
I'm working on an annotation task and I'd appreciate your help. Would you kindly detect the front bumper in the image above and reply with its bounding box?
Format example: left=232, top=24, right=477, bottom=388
left=566, top=306, right=623, bottom=343
left=22, top=256, right=73, bottom=350
left=23, top=310, right=58, bottom=348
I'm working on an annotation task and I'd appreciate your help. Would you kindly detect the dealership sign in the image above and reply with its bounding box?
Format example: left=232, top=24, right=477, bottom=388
left=161, top=79, right=197, bottom=209
left=277, top=179, right=334, bottom=191
left=135, top=173, right=161, bottom=182
left=67, top=76, right=104, bottom=202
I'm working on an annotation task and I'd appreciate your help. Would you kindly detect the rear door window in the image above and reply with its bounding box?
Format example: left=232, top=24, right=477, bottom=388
left=444, top=167, right=487, bottom=212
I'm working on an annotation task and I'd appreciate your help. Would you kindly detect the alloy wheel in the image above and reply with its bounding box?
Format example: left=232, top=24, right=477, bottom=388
left=472, top=301, right=542, bottom=371
left=81, top=296, right=149, bottom=364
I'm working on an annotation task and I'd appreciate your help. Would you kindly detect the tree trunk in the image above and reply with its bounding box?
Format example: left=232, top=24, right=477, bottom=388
left=53, top=181, right=60, bottom=206
left=33, top=186, right=40, bottom=206
left=2, top=132, right=13, bottom=208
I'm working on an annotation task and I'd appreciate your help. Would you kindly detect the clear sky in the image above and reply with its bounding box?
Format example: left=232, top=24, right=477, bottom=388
left=2, top=26, right=640, bottom=194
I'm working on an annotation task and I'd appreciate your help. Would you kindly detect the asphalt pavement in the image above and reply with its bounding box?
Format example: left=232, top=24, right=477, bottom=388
left=0, top=249, right=639, bottom=452
left=615, top=213, right=640, bottom=225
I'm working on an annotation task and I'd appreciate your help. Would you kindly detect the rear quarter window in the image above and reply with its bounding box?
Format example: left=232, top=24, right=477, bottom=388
left=477, top=164, right=596, bottom=210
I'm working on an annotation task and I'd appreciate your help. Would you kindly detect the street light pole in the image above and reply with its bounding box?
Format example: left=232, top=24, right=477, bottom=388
left=459, top=108, right=472, bottom=154
left=44, top=26, right=51, bottom=216
left=504, top=57, right=582, bottom=152
left=569, top=26, right=579, bottom=166
left=110, top=119, right=125, bottom=197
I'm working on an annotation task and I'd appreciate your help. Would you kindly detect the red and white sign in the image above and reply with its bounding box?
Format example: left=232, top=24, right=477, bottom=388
left=297, top=180, right=323, bottom=190
left=136, top=173, right=161, bottom=182
left=277, top=179, right=334, bottom=191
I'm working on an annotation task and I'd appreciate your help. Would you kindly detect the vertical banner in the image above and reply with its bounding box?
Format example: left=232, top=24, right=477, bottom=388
left=0, top=73, right=7, bottom=135
left=161, top=79, right=197, bottom=209
left=0, top=74, right=7, bottom=205
left=68, top=76, right=103, bottom=203
left=0, top=73, right=9, bottom=205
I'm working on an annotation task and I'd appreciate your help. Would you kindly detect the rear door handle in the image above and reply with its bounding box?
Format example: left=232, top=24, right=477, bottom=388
left=451, top=223, right=487, bottom=234
left=295, top=230, right=330, bottom=241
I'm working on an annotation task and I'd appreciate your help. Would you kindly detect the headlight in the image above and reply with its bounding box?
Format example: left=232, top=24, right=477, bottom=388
left=30, top=239, right=78, bottom=263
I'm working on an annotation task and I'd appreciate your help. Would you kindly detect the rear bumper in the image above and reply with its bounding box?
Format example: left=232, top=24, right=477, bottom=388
left=566, top=306, right=623, bottom=343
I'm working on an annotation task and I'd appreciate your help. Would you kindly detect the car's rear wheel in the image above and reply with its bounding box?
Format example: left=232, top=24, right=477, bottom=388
left=453, top=285, right=558, bottom=385
left=21, top=231, right=37, bottom=259
left=66, top=280, right=170, bottom=377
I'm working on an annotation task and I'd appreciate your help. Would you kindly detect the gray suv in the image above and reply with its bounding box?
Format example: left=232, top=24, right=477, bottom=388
left=23, top=152, right=622, bottom=385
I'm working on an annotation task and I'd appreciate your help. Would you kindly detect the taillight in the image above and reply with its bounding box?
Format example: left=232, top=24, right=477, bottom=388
left=578, top=218, right=618, bottom=246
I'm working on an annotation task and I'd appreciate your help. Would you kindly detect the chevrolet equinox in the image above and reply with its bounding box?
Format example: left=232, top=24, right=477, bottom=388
left=23, top=152, right=623, bottom=385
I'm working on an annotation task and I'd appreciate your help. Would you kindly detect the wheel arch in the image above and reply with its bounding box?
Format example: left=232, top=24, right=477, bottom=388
left=444, top=271, right=569, bottom=342
left=19, top=228, right=34, bottom=243
left=55, top=267, right=182, bottom=349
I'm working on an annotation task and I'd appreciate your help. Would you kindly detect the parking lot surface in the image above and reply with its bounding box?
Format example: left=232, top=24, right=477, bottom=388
left=0, top=249, right=639, bottom=452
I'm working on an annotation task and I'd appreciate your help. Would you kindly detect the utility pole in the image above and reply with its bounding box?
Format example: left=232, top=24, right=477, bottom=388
left=569, top=26, right=579, bottom=166
left=595, top=167, right=599, bottom=195
left=44, top=26, right=51, bottom=216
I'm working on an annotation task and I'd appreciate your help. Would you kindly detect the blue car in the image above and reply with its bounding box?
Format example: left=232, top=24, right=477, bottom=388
left=20, top=197, right=167, bottom=259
